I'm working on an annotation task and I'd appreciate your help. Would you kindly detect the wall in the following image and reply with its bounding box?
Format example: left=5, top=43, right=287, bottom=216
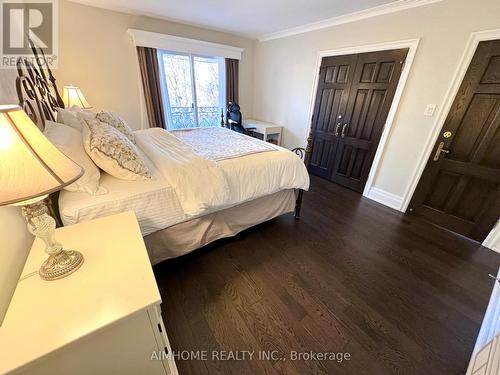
left=252, top=0, right=500, bottom=202
left=56, top=0, right=255, bottom=129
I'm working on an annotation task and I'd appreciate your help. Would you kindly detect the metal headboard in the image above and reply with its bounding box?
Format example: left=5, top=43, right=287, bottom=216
left=16, top=39, right=65, bottom=130
left=16, top=39, right=65, bottom=225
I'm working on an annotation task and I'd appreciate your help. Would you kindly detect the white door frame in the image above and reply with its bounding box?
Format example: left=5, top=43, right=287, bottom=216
left=400, top=28, right=500, bottom=212
left=304, top=38, right=420, bottom=198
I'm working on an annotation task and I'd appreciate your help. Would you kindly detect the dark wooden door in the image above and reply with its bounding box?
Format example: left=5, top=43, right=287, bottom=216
left=409, top=40, right=500, bottom=242
left=331, top=49, right=408, bottom=192
left=309, top=49, right=408, bottom=192
left=308, top=54, right=357, bottom=179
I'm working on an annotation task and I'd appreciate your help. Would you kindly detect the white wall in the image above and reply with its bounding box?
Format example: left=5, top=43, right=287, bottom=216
left=56, top=0, right=255, bottom=129
left=252, top=0, right=500, bottom=201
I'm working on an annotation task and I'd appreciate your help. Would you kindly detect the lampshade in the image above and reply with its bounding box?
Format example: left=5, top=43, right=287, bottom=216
left=0, top=106, right=83, bottom=206
left=62, top=86, right=91, bottom=109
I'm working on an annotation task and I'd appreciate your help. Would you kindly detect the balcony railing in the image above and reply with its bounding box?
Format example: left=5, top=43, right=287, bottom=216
left=169, top=106, right=220, bottom=129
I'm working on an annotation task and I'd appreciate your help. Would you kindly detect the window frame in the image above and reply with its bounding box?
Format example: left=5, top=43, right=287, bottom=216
left=157, top=49, right=226, bottom=130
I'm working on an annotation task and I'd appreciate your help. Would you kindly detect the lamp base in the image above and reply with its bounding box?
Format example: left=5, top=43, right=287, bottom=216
left=39, top=249, right=84, bottom=281
left=20, top=197, right=84, bottom=281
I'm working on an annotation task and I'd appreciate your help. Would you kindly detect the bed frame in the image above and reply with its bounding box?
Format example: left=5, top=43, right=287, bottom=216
left=16, top=40, right=65, bottom=223
left=16, top=40, right=313, bottom=223
left=16, top=39, right=64, bottom=129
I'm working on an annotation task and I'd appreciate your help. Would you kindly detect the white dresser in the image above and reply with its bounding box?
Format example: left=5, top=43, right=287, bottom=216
left=0, top=211, right=178, bottom=375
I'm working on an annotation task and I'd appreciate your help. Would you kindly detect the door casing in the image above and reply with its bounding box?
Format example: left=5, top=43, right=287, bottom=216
left=403, top=29, right=500, bottom=214
left=305, top=39, right=420, bottom=199
left=400, top=29, right=500, bottom=248
left=407, top=39, right=500, bottom=242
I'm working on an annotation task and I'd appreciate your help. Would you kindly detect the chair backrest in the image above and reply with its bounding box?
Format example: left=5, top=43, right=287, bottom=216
left=227, top=102, right=243, bottom=132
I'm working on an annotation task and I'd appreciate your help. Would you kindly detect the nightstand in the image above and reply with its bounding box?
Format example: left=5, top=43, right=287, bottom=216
left=0, top=212, right=178, bottom=375
left=242, top=119, right=283, bottom=146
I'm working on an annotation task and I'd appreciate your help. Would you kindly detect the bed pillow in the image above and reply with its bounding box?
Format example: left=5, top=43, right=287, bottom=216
left=96, top=111, right=135, bottom=144
left=57, top=106, right=96, bottom=132
left=43, top=121, right=107, bottom=195
left=82, top=119, right=151, bottom=181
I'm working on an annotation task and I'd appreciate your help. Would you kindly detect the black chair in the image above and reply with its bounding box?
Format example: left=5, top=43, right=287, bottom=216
left=226, top=102, right=253, bottom=135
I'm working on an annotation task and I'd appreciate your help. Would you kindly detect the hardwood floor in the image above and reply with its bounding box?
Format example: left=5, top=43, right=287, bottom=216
left=154, top=176, right=500, bottom=374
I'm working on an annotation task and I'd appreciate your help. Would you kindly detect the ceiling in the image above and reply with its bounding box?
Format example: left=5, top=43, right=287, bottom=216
left=68, top=0, right=400, bottom=39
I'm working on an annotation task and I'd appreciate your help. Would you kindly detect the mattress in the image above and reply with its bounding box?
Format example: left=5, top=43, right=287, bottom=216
left=59, top=166, right=186, bottom=236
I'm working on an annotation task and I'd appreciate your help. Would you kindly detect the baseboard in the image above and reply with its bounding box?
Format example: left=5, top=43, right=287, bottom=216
left=366, top=187, right=404, bottom=211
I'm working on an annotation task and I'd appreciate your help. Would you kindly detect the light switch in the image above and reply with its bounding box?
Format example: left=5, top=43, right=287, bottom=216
left=424, top=104, right=437, bottom=116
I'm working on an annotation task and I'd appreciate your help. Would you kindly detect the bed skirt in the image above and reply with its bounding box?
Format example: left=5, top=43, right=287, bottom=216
left=143, top=189, right=296, bottom=264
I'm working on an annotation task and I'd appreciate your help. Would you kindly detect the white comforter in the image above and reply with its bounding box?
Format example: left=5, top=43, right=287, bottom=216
left=171, top=127, right=277, bottom=161
left=135, top=127, right=309, bottom=218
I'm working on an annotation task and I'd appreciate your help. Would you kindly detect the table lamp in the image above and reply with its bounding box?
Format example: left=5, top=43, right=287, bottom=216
left=62, top=85, right=91, bottom=109
left=0, top=105, right=84, bottom=280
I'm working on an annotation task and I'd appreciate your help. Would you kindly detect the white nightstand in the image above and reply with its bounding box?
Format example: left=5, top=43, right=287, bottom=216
left=0, top=212, right=178, bottom=375
left=242, top=119, right=283, bottom=146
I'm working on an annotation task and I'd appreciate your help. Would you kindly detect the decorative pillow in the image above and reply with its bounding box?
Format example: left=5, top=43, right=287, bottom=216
left=57, top=106, right=96, bottom=132
left=82, top=119, right=151, bottom=181
left=96, top=111, right=136, bottom=144
left=43, top=121, right=107, bottom=195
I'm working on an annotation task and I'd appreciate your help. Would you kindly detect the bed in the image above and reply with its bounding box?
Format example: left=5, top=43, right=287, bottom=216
left=59, top=127, right=309, bottom=262
left=15, top=41, right=312, bottom=264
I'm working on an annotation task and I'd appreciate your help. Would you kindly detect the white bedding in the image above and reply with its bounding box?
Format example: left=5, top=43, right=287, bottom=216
left=59, top=166, right=186, bottom=236
left=59, top=127, right=310, bottom=235
left=171, top=127, right=277, bottom=161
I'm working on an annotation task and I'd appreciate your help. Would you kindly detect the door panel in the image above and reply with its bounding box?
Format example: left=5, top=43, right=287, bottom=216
left=308, top=55, right=357, bottom=179
left=330, top=49, right=409, bottom=192
left=409, top=40, right=500, bottom=242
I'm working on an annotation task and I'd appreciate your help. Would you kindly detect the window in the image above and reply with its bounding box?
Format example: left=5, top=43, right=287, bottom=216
left=158, top=50, right=225, bottom=129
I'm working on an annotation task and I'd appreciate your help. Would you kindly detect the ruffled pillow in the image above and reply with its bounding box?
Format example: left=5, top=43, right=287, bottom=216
left=82, top=119, right=151, bottom=181
left=96, top=111, right=135, bottom=144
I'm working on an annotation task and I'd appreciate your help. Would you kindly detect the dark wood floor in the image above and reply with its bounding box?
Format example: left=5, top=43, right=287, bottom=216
left=154, top=176, right=500, bottom=375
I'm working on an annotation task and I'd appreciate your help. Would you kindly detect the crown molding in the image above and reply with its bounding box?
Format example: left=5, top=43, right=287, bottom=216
left=258, top=0, right=444, bottom=42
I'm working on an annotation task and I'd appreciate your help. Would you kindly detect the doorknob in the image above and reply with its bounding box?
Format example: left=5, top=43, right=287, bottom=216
left=433, top=141, right=450, bottom=161
left=341, top=123, right=349, bottom=138
left=334, top=123, right=341, bottom=137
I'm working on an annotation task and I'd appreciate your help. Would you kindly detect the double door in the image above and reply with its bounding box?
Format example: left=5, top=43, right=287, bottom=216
left=308, top=49, right=408, bottom=192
